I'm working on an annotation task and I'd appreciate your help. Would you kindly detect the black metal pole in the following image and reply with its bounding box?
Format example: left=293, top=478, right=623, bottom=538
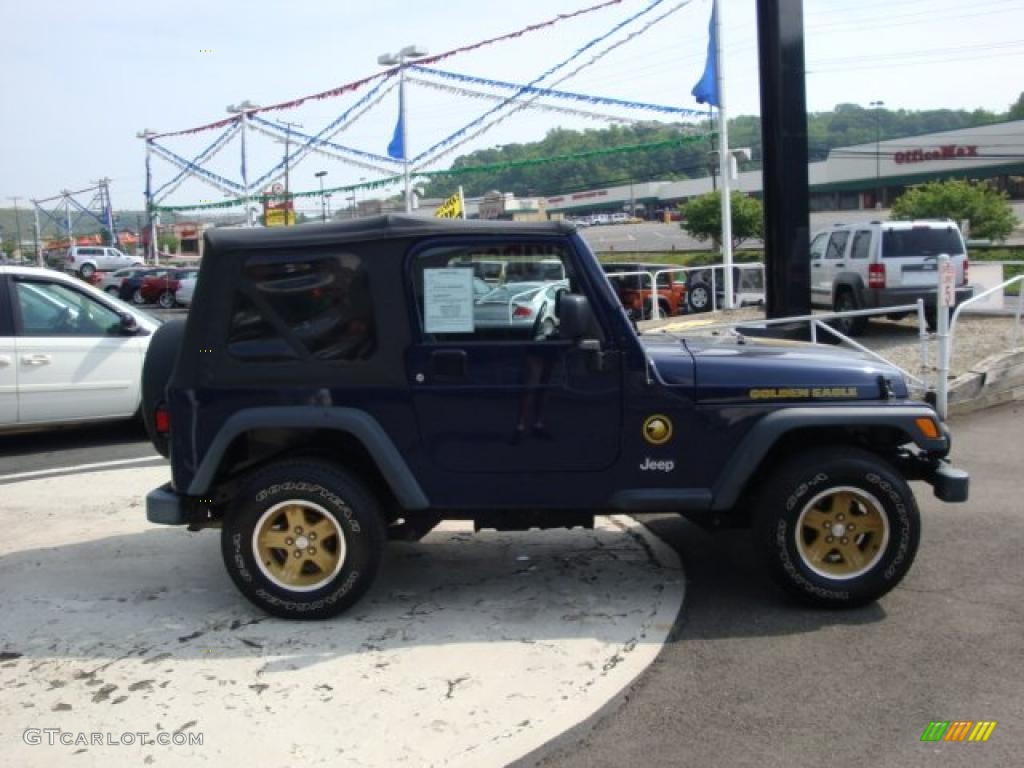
left=756, top=0, right=810, bottom=318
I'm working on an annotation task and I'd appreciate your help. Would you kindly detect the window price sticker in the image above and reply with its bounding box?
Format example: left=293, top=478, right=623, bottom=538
left=424, top=268, right=475, bottom=333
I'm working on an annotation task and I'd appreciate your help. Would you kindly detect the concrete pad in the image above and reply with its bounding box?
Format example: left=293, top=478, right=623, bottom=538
left=0, top=468, right=682, bottom=767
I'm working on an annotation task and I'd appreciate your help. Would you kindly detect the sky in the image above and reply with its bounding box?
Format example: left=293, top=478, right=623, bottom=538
left=2, top=0, right=1023, bottom=221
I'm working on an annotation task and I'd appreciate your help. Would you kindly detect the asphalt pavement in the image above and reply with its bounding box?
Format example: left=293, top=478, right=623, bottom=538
left=517, top=401, right=1024, bottom=768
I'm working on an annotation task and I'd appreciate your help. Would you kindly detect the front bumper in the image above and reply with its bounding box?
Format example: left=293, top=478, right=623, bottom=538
left=146, top=483, right=187, bottom=525
left=929, top=463, right=970, bottom=503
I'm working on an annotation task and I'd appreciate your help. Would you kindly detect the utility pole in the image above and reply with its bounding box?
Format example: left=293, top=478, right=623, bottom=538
left=278, top=119, right=303, bottom=226
left=315, top=171, right=328, bottom=222
left=137, top=129, right=159, bottom=261
left=7, top=197, right=23, bottom=259
left=870, top=100, right=885, bottom=208
left=32, top=204, right=42, bottom=266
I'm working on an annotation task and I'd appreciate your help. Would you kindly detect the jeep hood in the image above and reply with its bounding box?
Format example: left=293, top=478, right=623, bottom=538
left=641, top=334, right=909, bottom=404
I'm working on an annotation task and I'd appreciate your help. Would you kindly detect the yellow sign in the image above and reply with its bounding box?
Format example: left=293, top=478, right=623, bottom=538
left=642, top=414, right=673, bottom=445
left=435, top=191, right=463, bottom=219
left=265, top=209, right=296, bottom=227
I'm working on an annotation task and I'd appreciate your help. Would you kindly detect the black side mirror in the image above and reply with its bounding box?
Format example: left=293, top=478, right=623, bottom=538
left=558, top=294, right=598, bottom=341
left=120, top=313, right=139, bottom=335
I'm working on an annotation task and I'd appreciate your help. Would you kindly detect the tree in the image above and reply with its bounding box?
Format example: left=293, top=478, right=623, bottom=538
left=157, top=231, right=180, bottom=254
left=890, top=179, right=1018, bottom=241
left=679, top=191, right=764, bottom=248
left=1009, top=92, right=1024, bottom=121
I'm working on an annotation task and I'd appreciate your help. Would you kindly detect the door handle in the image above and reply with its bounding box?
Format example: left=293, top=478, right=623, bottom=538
left=835, top=263, right=845, bottom=268
left=429, top=349, right=467, bottom=380
left=22, top=354, right=52, bottom=366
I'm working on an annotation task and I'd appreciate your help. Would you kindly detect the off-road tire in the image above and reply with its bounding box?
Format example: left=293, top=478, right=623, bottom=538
left=687, top=282, right=711, bottom=313
left=754, top=445, right=920, bottom=609
left=222, top=460, right=386, bottom=620
left=833, top=289, right=868, bottom=336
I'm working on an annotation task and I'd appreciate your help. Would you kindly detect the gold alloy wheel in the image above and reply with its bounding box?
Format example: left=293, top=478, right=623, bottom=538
left=794, top=486, right=890, bottom=580
left=252, top=500, right=347, bottom=592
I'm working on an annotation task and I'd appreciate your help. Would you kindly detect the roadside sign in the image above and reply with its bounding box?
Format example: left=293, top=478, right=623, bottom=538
left=939, top=259, right=955, bottom=307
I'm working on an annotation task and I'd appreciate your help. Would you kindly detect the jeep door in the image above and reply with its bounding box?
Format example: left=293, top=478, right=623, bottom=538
left=407, top=239, right=622, bottom=475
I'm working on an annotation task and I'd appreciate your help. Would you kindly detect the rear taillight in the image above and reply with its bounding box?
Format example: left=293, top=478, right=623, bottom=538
left=512, top=305, right=533, bottom=318
left=963, top=258, right=969, bottom=286
left=154, top=405, right=170, bottom=434
left=868, top=263, right=886, bottom=289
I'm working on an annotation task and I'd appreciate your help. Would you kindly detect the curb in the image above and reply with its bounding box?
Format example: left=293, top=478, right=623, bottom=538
left=948, top=348, right=1024, bottom=415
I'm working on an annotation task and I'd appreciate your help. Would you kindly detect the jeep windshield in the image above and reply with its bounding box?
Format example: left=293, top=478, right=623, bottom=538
left=882, top=227, right=964, bottom=257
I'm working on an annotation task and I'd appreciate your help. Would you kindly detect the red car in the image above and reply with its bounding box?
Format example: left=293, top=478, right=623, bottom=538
left=139, top=269, right=198, bottom=308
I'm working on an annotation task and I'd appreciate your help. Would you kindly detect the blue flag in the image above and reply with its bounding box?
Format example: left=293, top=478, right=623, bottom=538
left=691, top=1, right=719, bottom=107
left=387, top=87, right=405, bottom=160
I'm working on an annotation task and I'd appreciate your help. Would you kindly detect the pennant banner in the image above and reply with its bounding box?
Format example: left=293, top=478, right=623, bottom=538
left=153, top=123, right=241, bottom=203
left=152, top=132, right=712, bottom=212
left=408, top=78, right=642, bottom=124
left=152, top=1, right=623, bottom=138
left=412, top=0, right=673, bottom=166
left=412, top=65, right=702, bottom=116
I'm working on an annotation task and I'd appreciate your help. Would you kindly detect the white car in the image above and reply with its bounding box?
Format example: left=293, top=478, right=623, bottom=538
left=65, top=246, right=143, bottom=278
left=0, top=266, right=160, bottom=431
left=175, top=275, right=197, bottom=306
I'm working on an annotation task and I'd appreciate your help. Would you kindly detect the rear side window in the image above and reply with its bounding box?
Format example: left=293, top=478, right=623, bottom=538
left=850, top=231, right=872, bottom=260
left=882, top=227, right=965, bottom=257
left=228, top=253, right=375, bottom=363
left=809, top=233, right=828, bottom=260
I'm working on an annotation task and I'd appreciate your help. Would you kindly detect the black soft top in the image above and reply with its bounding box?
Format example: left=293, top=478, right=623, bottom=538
left=204, top=214, right=575, bottom=255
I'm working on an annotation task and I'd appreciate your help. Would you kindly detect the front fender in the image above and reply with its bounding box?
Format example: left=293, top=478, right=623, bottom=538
left=711, top=405, right=947, bottom=511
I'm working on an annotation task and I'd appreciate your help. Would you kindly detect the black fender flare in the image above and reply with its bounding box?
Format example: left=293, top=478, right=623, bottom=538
left=832, top=273, right=867, bottom=307
left=710, top=406, right=947, bottom=511
left=187, top=406, right=430, bottom=510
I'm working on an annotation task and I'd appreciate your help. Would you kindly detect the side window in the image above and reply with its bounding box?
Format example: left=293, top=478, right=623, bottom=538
left=14, top=280, right=122, bottom=337
left=413, top=243, right=573, bottom=342
left=810, top=233, right=828, bottom=260
left=850, top=231, right=872, bottom=260
left=825, top=231, right=850, bottom=259
left=228, top=253, right=375, bottom=363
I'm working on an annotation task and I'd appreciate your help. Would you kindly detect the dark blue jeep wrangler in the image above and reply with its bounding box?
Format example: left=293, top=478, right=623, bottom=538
left=142, top=216, right=968, bottom=619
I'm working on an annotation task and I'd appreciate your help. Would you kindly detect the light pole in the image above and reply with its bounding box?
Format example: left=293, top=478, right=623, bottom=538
left=7, top=197, right=23, bottom=260
left=325, top=193, right=332, bottom=219
left=277, top=119, right=302, bottom=226
left=226, top=100, right=260, bottom=226
left=315, top=171, right=328, bottom=222
left=378, top=44, right=428, bottom=212
left=870, top=100, right=884, bottom=209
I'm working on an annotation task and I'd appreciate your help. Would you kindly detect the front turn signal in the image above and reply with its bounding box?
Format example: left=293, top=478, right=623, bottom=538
left=915, top=417, right=940, bottom=439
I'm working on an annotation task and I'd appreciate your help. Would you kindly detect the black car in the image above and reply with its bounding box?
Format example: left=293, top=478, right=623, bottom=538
left=140, top=215, right=968, bottom=619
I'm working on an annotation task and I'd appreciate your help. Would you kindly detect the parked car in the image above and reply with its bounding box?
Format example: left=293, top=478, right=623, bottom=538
left=140, top=269, right=198, bottom=308
left=809, top=219, right=973, bottom=335
left=0, top=265, right=159, bottom=432
left=119, top=268, right=167, bottom=305
left=175, top=275, right=197, bottom=307
left=602, top=262, right=689, bottom=318
left=98, top=266, right=151, bottom=296
left=65, top=246, right=143, bottom=278
left=473, top=280, right=568, bottom=339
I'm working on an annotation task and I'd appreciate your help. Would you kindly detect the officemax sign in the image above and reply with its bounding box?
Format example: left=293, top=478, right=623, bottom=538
left=894, top=145, right=979, bottom=165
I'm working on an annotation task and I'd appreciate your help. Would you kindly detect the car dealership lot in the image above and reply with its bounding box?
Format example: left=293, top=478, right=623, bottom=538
left=0, top=466, right=680, bottom=768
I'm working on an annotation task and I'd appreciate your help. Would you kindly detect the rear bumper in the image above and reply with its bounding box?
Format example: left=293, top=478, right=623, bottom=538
left=865, top=285, right=973, bottom=309
left=146, top=483, right=187, bottom=525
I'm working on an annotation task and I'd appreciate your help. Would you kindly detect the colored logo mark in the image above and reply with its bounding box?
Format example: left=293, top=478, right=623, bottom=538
left=920, top=721, right=997, bottom=742
left=642, top=414, right=673, bottom=446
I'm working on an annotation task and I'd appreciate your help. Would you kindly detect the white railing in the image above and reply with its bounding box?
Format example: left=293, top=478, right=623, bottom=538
left=603, top=262, right=766, bottom=320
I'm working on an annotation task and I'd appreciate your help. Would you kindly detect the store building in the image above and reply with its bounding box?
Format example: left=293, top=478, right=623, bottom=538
left=543, top=119, right=1024, bottom=218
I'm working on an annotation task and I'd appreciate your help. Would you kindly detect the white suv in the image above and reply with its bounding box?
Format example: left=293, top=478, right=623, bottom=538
left=66, top=246, right=143, bottom=278
left=809, top=219, right=972, bottom=335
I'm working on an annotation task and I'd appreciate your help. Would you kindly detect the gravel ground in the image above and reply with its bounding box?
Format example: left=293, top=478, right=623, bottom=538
left=642, top=308, right=1024, bottom=385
